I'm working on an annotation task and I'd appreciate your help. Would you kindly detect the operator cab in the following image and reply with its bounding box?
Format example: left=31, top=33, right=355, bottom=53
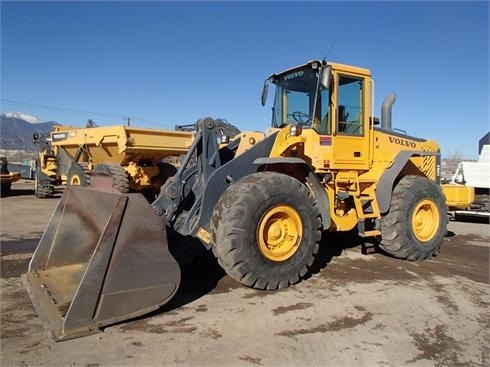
left=262, top=60, right=331, bottom=135
left=262, top=60, right=373, bottom=169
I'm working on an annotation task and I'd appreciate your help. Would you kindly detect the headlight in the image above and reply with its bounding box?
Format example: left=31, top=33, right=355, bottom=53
left=290, top=124, right=302, bottom=136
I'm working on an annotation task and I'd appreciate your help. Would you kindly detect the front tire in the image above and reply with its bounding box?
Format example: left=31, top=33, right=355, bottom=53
left=67, top=163, right=90, bottom=187
left=212, top=172, right=322, bottom=290
left=379, top=175, right=447, bottom=260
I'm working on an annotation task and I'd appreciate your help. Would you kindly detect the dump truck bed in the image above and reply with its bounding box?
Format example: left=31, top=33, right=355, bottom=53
left=52, top=125, right=194, bottom=166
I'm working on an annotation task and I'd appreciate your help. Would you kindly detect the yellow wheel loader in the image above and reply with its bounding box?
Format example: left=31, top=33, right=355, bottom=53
left=25, top=60, right=450, bottom=340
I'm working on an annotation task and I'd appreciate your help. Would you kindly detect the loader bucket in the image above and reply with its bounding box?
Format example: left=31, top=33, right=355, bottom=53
left=23, top=186, right=180, bottom=341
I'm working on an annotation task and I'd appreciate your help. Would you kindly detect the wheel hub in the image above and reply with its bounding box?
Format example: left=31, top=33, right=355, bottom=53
left=412, top=199, right=440, bottom=243
left=267, top=223, right=283, bottom=244
left=258, top=205, right=302, bottom=262
left=70, top=176, right=81, bottom=185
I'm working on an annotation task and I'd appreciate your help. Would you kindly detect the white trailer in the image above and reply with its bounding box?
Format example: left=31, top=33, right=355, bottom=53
left=451, top=145, right=490, bottom=190
left=447, top=134, right=490, bottom=220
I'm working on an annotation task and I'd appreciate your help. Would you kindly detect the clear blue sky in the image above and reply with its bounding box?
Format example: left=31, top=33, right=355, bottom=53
left=1, top=1, right=488, bottom=159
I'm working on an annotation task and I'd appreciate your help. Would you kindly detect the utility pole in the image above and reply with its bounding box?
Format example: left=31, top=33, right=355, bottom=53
left=19, top=139, right=22, bottom=164
left=124, top=117, right=131, bottom=126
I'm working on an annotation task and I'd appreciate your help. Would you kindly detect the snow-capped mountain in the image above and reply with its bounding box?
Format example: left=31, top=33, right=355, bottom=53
left=0, top=112, right=59, bottom=151
left=1, top=112, right=41, bottom=124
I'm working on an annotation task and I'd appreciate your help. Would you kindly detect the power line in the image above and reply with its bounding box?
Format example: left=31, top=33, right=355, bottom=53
left=2, top=98, right=127, bottom=119
left=0, top=98, right=165, bottom=126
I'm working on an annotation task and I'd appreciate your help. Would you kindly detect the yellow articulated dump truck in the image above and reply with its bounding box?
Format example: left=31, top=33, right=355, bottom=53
left=33, top=124, right=196, bottom=198
left=25, top=59, right=459, bottom=340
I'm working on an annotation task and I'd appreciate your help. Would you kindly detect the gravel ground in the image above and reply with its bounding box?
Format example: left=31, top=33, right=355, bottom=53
left=1, top=180, right=489, bottom=366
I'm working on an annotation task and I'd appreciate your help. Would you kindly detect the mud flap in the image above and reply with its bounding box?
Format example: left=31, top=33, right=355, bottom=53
left=23, top=186, right=180, bottom=341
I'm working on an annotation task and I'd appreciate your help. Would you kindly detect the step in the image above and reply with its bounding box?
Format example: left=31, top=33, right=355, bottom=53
left=360, top=229, right=381, bottom=237
left=360, top=213, right=379, bottom=219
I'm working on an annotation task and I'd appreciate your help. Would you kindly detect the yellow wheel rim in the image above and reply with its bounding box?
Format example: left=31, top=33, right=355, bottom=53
left=257, top=205, right=302, bottom=262
left=70, top=175, right=80, bottom=186
left=412, top=199, right=440, bottom=243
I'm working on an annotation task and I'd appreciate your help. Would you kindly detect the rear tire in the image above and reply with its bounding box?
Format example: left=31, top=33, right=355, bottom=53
left=67, top=163, right=90, bottom=187
left=92, top=163, right=129, bottom=193
left=35, top=164, right=54, bottom=198
left=211, top=172, right=322, bottom=290
left=158, top=162, right=177, bottom=183
left=1, top=183, right=11, bottom=197
left=379, top=175, right=447, bottom=260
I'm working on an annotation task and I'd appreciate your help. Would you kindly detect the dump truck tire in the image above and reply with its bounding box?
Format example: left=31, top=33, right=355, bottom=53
left=67, top=163, right=90, bottom=187
left=1, top=183, right=11, bottom=197
left=35, top=168, right=54, bottom=198
left=158, top=162, right=178, bottom=183
left=35, top=180, right=54, bottom=198
left=212, top=172, right=322, bottom=290
left=379, top=175, right=447, bottom=260
left=92, top=163, right=130, bottom=193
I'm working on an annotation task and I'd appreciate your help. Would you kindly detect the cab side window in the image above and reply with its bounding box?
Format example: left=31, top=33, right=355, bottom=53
left=313, top=87, right=331, bottom=135
left=337, top=75, right=363, bottom=135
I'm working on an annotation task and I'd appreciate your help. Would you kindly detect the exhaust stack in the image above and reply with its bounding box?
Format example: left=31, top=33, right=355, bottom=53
left=381, top=93, right=397, bottom=130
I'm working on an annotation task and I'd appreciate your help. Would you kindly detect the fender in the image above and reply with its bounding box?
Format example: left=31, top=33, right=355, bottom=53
left=195, top=145, right=333, bottom=238
left=377, top=150, right=440, bottom=214
left=253, top=157, right=331, bottom=230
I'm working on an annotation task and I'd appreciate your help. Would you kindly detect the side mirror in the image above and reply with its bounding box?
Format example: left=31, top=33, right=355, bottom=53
left=261, top=81, right=269, bottom=106
left=321, top=66, right=332, bottom=89
left=370, top=117, right=380, bottom=125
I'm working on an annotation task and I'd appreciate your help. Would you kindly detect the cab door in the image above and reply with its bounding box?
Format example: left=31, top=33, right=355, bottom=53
left=330, top=72, right=370, bottom=170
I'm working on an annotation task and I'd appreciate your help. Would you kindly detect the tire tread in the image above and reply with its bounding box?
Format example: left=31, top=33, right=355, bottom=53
left=379, top=175, right=447, bottom=260
left=212, top=172, right=322, bottom=290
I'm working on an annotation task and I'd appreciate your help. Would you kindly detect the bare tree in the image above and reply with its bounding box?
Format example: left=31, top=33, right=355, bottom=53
left=441, top=150, right=464, bottom=182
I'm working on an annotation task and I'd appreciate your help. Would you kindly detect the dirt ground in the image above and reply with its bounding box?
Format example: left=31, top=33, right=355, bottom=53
left=1, top=180, right=489, bottom=366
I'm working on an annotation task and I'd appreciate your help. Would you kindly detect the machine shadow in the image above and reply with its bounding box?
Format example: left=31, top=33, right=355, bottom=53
left=3, top=185, right=64, bottom=198
left=307, top=229, right=377, bottom=277
left=165, top=228, right=373, bottom=311
left=107, top=230, right=224, bottom=328
left=4, top=188, right=35, bottom=197
left=451, top=216, right=490, bottom=224
left=112, top=228, right=376, bottom=329
left=162, top=230, right=226, bottom=311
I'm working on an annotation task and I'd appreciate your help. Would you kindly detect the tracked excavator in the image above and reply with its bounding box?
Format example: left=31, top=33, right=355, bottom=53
left=25, top=60, right=449, bottom=340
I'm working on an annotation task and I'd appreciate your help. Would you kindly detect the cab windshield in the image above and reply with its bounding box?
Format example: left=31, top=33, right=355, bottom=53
left=271, top=66, right=330, bottom=134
